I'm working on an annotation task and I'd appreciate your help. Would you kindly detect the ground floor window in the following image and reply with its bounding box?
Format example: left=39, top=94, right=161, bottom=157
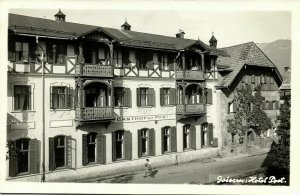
left=112, top=130, right=132, bottom=161
left=54, top=136, right=66, bottom=168
left=8, top=138, right=40, bottom=177
left=201, top=123, right=214, bottom=147
left=82, top=133, right=106, bottom=166
left=161, top=126, right=177, bottom=153
left=141, top=129, right=148, bottom=155
left=138, top=128, right=155, bottom=157
left=49, top=135, right=72, bottom=171
left=183, top=125, right=190, bottom=150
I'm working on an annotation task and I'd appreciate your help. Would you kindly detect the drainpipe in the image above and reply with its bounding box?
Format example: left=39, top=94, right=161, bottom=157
left=36, top=36, right=46, bottom=182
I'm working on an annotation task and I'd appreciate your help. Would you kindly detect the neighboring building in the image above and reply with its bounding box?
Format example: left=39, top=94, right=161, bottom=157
left=215, top=42, right=283, bottom=144
left=279, top=66, right=291, bottom=96
left=6, top=10, right=282, bottom=182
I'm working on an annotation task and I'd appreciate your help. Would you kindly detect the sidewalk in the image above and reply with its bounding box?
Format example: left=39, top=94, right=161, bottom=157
left=80, top=148, right=271, bottom=184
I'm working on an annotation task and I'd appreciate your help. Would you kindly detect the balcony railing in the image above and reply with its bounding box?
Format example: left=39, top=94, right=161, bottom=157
left=176, top=70, right=205, bottom=80
left=176, top=104, right=205, bottom=115
left=75, top=64, right=113, bottom=77
left=76, top=107, right=114, bottom=121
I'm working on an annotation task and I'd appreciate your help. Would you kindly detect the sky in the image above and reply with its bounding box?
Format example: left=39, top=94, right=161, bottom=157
left=9, top=9, right=291, bottom=48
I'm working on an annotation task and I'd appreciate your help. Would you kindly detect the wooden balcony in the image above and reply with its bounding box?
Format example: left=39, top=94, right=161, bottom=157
left=76, top=107, right=115, bottom=121
left=176, top=104, right=205, bottom=115
left=176, top=70, right=205, bottom=80
left=75, top=64, right=113, bottom=77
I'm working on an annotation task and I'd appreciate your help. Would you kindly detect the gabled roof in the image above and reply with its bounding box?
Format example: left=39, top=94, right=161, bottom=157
left=216, top=42, right=282, bottom=88
left=8, top=13, right=220, bottom=52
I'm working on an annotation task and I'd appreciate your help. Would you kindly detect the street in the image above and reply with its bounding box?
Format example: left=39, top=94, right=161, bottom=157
left=81, top=149, right=272, bottom=184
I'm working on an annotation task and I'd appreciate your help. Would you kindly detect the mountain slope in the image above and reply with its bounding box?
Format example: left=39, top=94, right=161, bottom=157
left=256, top=39, right=291, bottom=77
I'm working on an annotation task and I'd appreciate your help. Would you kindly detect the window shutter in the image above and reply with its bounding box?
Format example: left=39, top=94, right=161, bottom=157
left=82, top=134, right=88, bottom=166
left=111, top=132, right=116, bottom=162
left=124, top=131, right=132, bottom=160
left=8, top=39, right=16, bottom=61
left=74, top=87, right=78, bottom=108
left=160, top=88, right=164, bottom=106
left=161, top=128, right=165, bottom=154
left=148, top=128, right=155, bottom=156
left=68, top=87, right=74, bottom=109
left=190, top=125, right=196, bottom=150
left=66, top=136, right=72, bottom=169
left=49, top=137, right=55, bottom=171
left=269, top=101, right=273, bottom=110
left=170, top=126, right=177, bottom=152
left=29, top=139, right=40, bottom=174
left=136, top=88, right=141, bottom=107
left=97, top=134, right=106, bottom=164
left=137, top=130, right=142, bottom=158
left=148, top=88, right=155, bottom=107
left=50, top=87, right=53, bottom=109
left=208, top=123, right=214, bottom=146
left=124, top=88, right=131, bottom=107
left=206, top=88, right=213, bottom=104
left=170, top=88, right=176, bottom=105
left=8, top=140, right=17, bottom=177
left=275, top=101, right=279, bottom=109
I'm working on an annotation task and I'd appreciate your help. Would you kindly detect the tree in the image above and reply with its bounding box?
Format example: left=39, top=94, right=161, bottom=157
left=271, top=93, right=290, bottom=170
left=249, top=86, right=272, bottom=135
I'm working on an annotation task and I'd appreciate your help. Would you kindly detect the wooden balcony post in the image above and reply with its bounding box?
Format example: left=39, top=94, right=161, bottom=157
left=201, top=53, right=205, bottom=73
left=109, top=42, right=113, bottom=66
left=79, top=42, right=84, bottom=74
left=110, top=80, right=114, bottom=107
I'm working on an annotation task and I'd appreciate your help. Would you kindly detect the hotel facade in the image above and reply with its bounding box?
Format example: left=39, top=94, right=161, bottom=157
left=6, top=10, right=282, bottom=182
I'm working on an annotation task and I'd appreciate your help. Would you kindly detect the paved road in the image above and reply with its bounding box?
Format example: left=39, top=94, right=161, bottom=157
left=82, top=150, right=272, bottom=184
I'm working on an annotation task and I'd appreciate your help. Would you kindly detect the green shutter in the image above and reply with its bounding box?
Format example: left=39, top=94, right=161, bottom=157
left=206, top=88, right=213, bottom=104
left=97, top=134, right=106, bottom=164
left=190, top=125, right=196, bottom=150
left=124, top=88, right=131, bottom=107
left=208, top=123, right=214, bottom=146
left=49, top=137, right=55, bottom=171
left=170, top=126, right=177, bottom=152
left=148, top=88, right=155, bottom=107
left=160, top=88, right=164, bottom=106
left=137, top=130, right=142, bottom=158
left=29, top=139, right=40, bottom=174
left=8, top=140, right=17, bottom=177
left=170, top=88, right=176, bottom=105
left=66, top=136, right=72, bottom=169
left=136, top=88, right=141, bottom=107
left=112, top=132, right=116, bottom=162
left=124, top=131, right=132, bottom=160
left=82, top=134, right=88, bottom=166
left=148, top=128, right=155, bottom=156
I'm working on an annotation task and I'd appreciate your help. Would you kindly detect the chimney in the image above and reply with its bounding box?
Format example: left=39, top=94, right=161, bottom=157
left=176, top=29, right=185, bottom=38
left=54, top=9, right=66, bottom=22
left=121, top=18, right=131, bottom=31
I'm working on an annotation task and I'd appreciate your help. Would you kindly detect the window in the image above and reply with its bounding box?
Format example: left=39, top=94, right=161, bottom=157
left=85, top=85, right=107, bottom=107
left=158, top=54, right=174, bottom=70
left=160, top=88, right=170, bottom=106
left=54, top=136, right=66, bottom=168
left=122, top=50, right=130, bottom=67
left=136, top=50, right=153, bottom=69
left=14, top=85, right=31, bottom=110
left=16, top=139, right=29, bottom=174
left=270, top=77, right=274, bottom=85
left=8, top=138, right=40, bottom=177
left=113, top=49, right=122, bottom=67
left=15, top=42, right=29, bottom=62
left=137, top=88, right=155, bottom=107
left=261, top=75, right=265, bottom=84
left=162, top=127, right=170, bottom=153
left=201, top=123, right=213, bottom=147
left=47, top=42, right=67, bottom=64
left=114, top=87, right=131, bottom=107
left=138, top=128, right=155, bottom=157
left=112, top=130, right=132, bottom=161
left=161, top=126, right=177, bottom=153
left=251, top=75, right=256, bottom=84
left=183, top=125, right=190, bottom=150
left=205, top=88, right=213, bottom=104
left=51, top=86, right=73, bottom=109
left=82, top=133, right=106, bottom=166
left=87, top=133, right=97, bottom=163
left=228, top=102, right=236, bottom=113
left=177, top=86, right=183, bottom=104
